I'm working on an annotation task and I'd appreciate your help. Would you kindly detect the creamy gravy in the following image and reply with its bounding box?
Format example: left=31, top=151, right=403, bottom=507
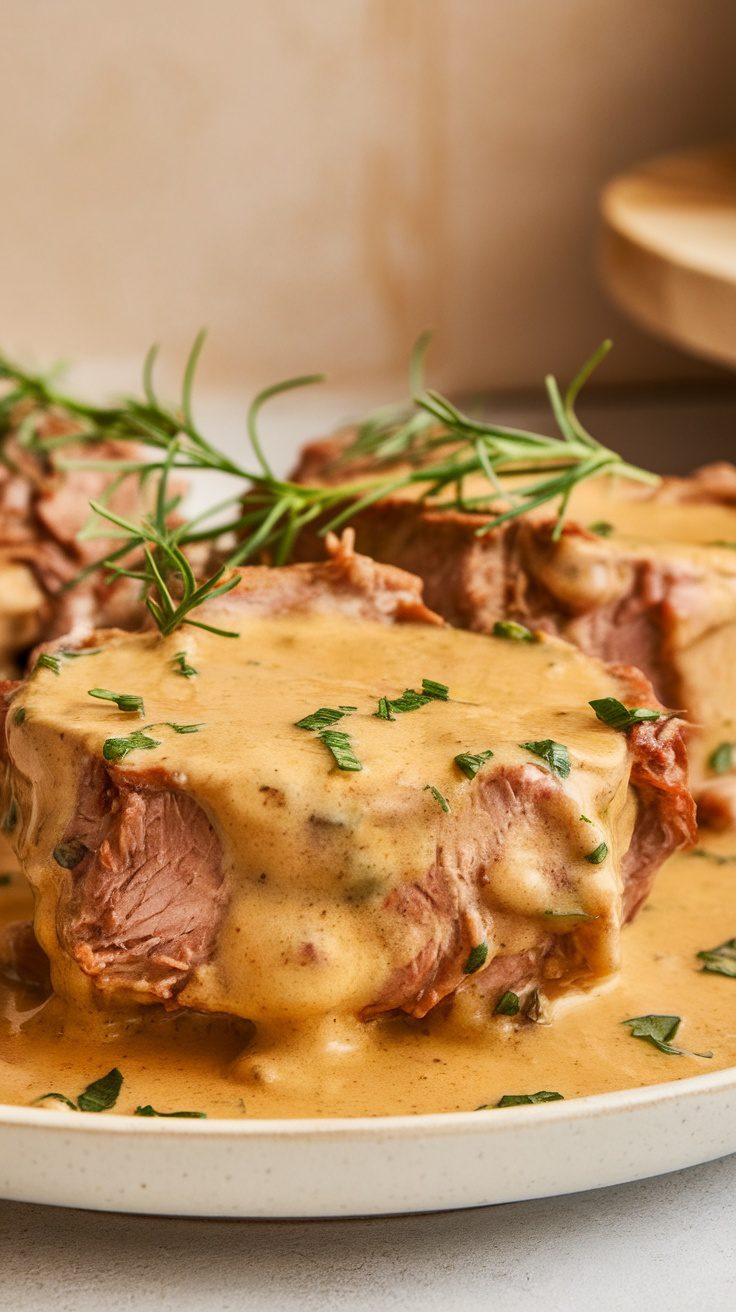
left=0, top=841, right=733, bottom=1117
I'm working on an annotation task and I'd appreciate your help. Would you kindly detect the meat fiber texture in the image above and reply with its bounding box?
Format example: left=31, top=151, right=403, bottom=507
left=292, top=435, right=736, bottom=830
left=0, top=536, right=694, bottom=1034
left=0, top=403, right=146, bottom=675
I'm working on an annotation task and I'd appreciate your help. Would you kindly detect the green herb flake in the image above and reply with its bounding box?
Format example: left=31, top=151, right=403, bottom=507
left=589, top=521, right=614, bottom=537
left=454, top=749, right=494, bottom=780
left=696, top=938, right=736, bottom=979
left=88, top=688, right=145, bottom=714
left=34, top=653, right=61, bottom=676
left=421, top=678, right=449, bottom=701
left=295, top=707, right=349, bottom=732
left=463, top=941, right=489, bottom=974
left=585, top=841, right=608, bottom=865
left=477, top=1091, right=564, bottom=1110
left=52, top=840, right=88, bottom=870
left=76, top=1067, right=124, bottom=1112
left=163, top=722, right=204, bottom=734
left=494, top=991, right=520, bottom=1016
left=492, top=620, right=536, bottom=643
left=383, top=688, right=432, bottom=714
left=318, top=729, right=362, bottom=772
left=622, top=1014, right=712, bottom=1058
left=102, top=731, right=161, bottom=762
left=589, top=697, right=664, bottom=731
left=708, top=742, right=734, bottom=775
left=134, top=1105, right=207, bottom=1119
left=374, top=696, right=395, bottom=721
left=59, top=647, right=102, bottom=658
left=33, top=1092, right=78, bottom=1112
left=520, top=739, right=571, bottom=778
left=424, top=784, right=450, bottom=813
left=173, top=651, right=198, bottom=679
left=12, top=707, right=26, bottom=726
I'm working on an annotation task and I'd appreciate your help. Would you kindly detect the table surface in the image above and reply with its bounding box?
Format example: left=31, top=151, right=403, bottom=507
left=1, top=1154, right=734, bottom=1311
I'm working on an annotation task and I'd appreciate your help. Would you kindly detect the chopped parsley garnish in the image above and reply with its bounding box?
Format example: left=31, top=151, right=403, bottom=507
left=52, top=840, right=88, bottom=870
left=421, top=678, right=449, bottom=701
left=589, top=521, right=614, bottom=537
left=708, top=742, right=734, bottom=775
left=12, top=707, right=25, bottom=726
left=424, top=784, right=450, bottom=813
left=494, top=991, right=520, bottom=1015
left=585, top=841, right=608, bottom=864
left=520, top=739, right=571, bottom=778
left=134, top=1105, right=207, bottom=1119
left=477, top=1091, right=564, bottom=1109
left=454, top=749, right=494, bottom=780
left=318, top=729, right=362, bottom=772
left=102, top=730, right=161, bottom=762
left=295, top=707, right=350, bottom=731
left=59, top=647, right=102, bottom=658
left=172, top=651, right=198, bottom=678
left=492, top=620, right=536, bottom=643
left=88, top=688, right=145, bottom=714
left=589, top=697, right=664, bottom=731
left=34, top=1067, right=123, bottom=1114
left=34, top=653, right=61, bottom=676
left=375, top=696, right=395, bottom=721
left=162, top=722, right=204, bottom=734
left=463, top=941, right=488, bottom=974
left=622, top=1015, right=712, bottom=1058
left=696, top=938, right=736, bottom=978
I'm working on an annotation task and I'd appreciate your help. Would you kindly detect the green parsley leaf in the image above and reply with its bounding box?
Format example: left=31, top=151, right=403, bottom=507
left=493, top=991, right=520, bottom=1016
left=492, top=620, right=536, bottom=642
left=162, top=722, right=204, bottom=734
left=34, top=653, right=61, bottom=676
left=589, top=697, right=664, bottom=731
left=134, top=1105, right=207, bottom=1119
left=33, top=1092, right=78, bottom=1112
left=102, top=731, right=161, bottom=762
left=708, top=742, right=734, bottom=775
left=52, top=840, right=88, bottom=870
left=696, top=938, right=736, bottom=978
left=59, top=648, right=102, bottom=658
left=318, top=729, right=362, bottom=772
left=622, top=1014, right=712, bottom=1058
left=76, top=1068, right=124, bottom=1112
left=588, top=521, right=614, bottom=537
left=454, top=750, right=494, bottom=780
left=374, top=696, right=395, bottom=721
left=463, top=941, right=488, bottom=974
left=585, top=841, right=608, bottom=864
left=520, top=739, right=571, bottom=778
left=421, top=678, right=449, bottom=701
left=88, top=688, right=145, bottom=714
left=12, top=707, right=25, bottom=726
left=477, top=1091, right=564, bottom=1109
left=295, top=707, right=349, bottom=731
left=424, top=784, right=450, bottom=813
left=383, top=688, right=432, bottom=713
left=173, top=651, right=198, bottom=678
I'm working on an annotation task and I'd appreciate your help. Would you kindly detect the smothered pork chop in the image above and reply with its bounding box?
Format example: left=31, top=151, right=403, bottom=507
left=1, top=536, right=693, bottom=1070
left=293, top=436, right=736, bottom=829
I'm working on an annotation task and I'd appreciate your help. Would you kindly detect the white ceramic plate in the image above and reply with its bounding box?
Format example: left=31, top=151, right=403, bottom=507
left=1, top=1067, right=734, bottom=1217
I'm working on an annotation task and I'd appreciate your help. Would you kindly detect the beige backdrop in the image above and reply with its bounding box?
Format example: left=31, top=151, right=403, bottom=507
left=1, top=0, right=735, bottom=393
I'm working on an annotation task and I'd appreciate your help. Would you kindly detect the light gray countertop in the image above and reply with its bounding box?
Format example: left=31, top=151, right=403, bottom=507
left=1, top=1154, right=733, bottom=1311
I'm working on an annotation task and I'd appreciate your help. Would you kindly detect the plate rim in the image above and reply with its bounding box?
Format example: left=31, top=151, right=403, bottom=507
left=1, top=1062, right=733, bottom=1138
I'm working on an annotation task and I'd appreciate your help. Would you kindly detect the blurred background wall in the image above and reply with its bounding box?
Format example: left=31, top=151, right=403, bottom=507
left=1, top=0, right=735, bottom=394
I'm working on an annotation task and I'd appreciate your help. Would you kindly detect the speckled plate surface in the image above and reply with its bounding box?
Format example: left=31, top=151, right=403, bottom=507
left=1, top=1067, right=734, bottom=1217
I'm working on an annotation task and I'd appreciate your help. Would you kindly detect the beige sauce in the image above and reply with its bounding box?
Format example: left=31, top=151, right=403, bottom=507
left=0, top=841, right=733, bottom=1117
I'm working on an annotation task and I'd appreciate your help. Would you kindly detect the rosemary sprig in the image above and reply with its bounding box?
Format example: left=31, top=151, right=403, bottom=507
left=0, top=334, right=658, bottom=637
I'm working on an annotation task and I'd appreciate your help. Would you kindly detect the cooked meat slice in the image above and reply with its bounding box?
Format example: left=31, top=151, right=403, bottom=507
left=291, top=443, right=736, bottom=827
left=0, top=406, right=146, bottom=671
left=2, top=538, right=693, bottom=1032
